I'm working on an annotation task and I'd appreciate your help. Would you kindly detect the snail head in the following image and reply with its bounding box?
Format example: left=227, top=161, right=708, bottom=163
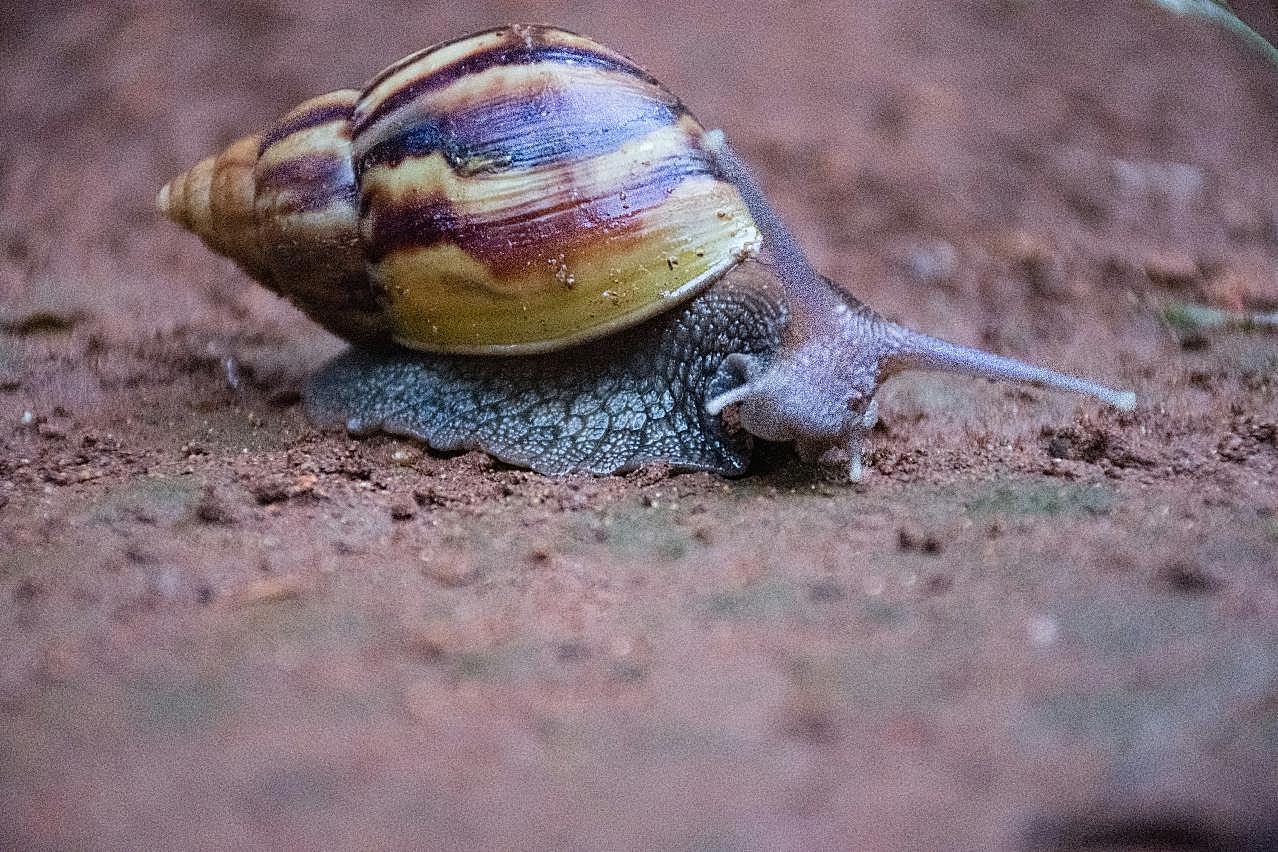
left=705, top=298, right=890, bottom=481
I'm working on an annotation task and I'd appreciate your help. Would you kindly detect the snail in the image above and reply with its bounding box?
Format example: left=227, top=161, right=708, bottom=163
left=158, top=24, right=1135, bottom=478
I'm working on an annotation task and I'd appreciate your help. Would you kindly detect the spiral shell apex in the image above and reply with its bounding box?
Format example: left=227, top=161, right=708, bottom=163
left=158, top=25, right=762, bottom=353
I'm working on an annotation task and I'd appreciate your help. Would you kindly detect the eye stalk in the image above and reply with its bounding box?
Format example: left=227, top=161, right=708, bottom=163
left=703, top=131, right=1137, bottom=480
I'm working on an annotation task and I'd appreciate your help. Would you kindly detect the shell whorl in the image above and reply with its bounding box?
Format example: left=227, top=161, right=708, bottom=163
left=157, top=134, right=269, bottom=281
left=159, top=25, right=760, bottom=353
left=157, top=90, right=389, bottom=344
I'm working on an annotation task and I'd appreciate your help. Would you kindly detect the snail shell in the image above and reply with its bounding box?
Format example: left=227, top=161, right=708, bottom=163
left=158, top=25, right=760, bottom=353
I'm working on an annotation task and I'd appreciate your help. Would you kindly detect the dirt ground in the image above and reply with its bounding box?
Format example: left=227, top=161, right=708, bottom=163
left=3, top=1, right=1278, bottom=849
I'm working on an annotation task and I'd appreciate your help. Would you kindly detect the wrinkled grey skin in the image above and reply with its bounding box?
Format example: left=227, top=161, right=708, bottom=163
left=305, top=272, right=786, bottom=475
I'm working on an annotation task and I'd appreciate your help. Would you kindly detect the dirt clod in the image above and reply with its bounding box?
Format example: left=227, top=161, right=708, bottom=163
left=389, top=498, right=416, bottom=521
left=1219, top=416, right=1278, bottom=463
left=1156, top=561, right=1222, bottom=595
left=248, top=473, right=319, bottom=505
left=235, top=577, right=304, bottom=606
left=36, top=422, right=67, bottom=440
left=898, top=526, right=943, bottom=554
left=195, top=489, right=237, bottom=525
left=0, top=309, right=85, bottom=335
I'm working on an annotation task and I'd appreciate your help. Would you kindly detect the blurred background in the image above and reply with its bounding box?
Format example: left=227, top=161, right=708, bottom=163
left=2, top=2, right=1278, bottom=850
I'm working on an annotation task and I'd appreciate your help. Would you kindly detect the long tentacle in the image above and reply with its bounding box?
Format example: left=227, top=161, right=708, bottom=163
left=880, top=323, right=1136, bottom=410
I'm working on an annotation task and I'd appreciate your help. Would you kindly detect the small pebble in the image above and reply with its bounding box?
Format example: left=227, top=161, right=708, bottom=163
left=1028, top=614, right=1059, bottom=648
left=195, top=490, right=237, bottom=525
left=249, top=473, right=318, bottom=504
left=414, top=486, right=452, bottom=508
left=390, top=498, right=416, bottom=521
left=391, top=447, right=420, bottom=465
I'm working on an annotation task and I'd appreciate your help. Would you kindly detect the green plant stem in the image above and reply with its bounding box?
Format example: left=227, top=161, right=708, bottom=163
left=1151, top=0, right=1278, bottom=67
left=1162, top=301, right=1278, bottom=333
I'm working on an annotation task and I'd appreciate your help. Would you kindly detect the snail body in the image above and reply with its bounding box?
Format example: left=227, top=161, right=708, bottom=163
left=160, top=25, right=1135, bottom=478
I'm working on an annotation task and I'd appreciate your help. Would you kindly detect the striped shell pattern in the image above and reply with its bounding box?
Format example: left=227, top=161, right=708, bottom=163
left=159, top=25, right=762, bottom=354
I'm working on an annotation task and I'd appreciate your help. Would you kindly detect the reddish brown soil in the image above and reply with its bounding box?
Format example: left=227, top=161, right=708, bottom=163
left=3, top=2, right=1278, bottom=849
